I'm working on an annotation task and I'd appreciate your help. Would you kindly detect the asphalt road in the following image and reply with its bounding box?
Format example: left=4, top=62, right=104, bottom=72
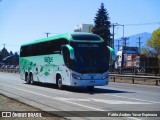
left=0, top=72, right=160, bottom=120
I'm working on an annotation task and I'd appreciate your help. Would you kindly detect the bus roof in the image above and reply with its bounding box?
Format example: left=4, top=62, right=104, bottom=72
left=21, top=32, right=104, bottom=46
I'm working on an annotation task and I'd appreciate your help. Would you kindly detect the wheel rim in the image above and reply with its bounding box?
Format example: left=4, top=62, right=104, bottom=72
left=26, top=75, right=30, bottom=84
left=30, top=75, right=34, bottom=84
left=58, top=79, right=62, bottom=89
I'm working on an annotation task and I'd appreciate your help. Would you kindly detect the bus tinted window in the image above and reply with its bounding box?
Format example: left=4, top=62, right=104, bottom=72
left=20, top=38, right=68, bottom=57
left=71, top=34, right=101, bottom=41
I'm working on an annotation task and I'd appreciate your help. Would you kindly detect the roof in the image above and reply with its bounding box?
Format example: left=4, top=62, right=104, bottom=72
left=21, top=32, right=103, bottom=46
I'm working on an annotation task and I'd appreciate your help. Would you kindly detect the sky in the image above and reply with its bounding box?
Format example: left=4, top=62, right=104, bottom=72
left=0, top=0, right=160, bottom=52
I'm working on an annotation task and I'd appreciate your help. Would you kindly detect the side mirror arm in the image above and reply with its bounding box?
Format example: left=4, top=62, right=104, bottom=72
left=107, top=46, right=116, bottom=61
left=66, top=45, right=75, bottom=60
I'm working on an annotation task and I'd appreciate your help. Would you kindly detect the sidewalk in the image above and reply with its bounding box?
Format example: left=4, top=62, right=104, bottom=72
left=0, top=94, right=64, bottom=120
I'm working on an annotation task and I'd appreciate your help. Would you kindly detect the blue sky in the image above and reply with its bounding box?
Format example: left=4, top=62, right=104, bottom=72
left=0, top=0, right=160, bottom=52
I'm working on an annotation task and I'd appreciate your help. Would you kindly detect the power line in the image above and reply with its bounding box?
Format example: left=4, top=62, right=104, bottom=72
left=44, top=32, right=60, bottom=37
left=45, top=32, right=51, bottom=37
left=111, top=23, right=124, bottom=49
left=124, top=22, right=160, bottom=26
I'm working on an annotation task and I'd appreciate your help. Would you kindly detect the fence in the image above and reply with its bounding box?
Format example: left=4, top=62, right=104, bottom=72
left=0, top=69, right=19, bottom=73
left=109, top=74, right=160, bottom=86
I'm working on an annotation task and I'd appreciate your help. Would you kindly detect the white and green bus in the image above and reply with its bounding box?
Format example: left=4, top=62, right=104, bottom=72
left=20, top=33, right=113, bottom=90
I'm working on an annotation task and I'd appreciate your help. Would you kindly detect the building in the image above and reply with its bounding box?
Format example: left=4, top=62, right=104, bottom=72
left=74, top=24, right=94, bottom=33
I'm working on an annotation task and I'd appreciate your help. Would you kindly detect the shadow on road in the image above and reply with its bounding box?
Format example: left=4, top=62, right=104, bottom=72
left=24, top=82, right=134, bottom=94
left=64, top=87, right=134, bottom=94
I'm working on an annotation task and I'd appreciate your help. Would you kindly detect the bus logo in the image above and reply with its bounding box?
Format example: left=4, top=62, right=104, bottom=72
left=77, top=44, right=99, bottom=48
left=44, top=56, right=53, bottom=64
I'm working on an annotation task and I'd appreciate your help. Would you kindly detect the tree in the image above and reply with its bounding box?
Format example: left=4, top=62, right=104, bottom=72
left=141, top=47, right=158, bottom=57
left=146, top=28, right=160, bottom=75
left=1, top=47, right=9, bottom=59
left=0, top=52, right=2, bottom=63
left=15, top=52, right=19, bottom=56
left=93, top=3, right=111, bottom=46
left=141, top=47, right=150, bottom=56
left=10, top=51, right=13, bottom=55
left=146, top=28, right=160, bottom=56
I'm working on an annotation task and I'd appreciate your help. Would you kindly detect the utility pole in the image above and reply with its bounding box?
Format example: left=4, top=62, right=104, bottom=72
left=122, top=37, right=129, bottom=46
left=137, top=37, right=143, bottom=51
left=116, top=40, right=122, bottom=51
left=45, top=32, right=51, bottom=37
left=111, top=23, right=125, bottom=49
left=112, top=24, right=115, bottom=49
left=122, top=25, right=124, bottom=38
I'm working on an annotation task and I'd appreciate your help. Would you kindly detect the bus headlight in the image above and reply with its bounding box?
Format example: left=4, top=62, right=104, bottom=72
left=72, top=74, right=81, bottom=80
left=102, top=74, right=109, bottom=79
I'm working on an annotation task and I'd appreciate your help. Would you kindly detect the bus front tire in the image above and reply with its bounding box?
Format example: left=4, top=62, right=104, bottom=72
left=57, top=78, right=63, bottom=89
left=30, top=74, right=34, bottom=85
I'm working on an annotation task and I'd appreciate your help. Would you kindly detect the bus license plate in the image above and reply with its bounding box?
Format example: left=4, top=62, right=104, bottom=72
left=90, top=81, right=95, bottom=83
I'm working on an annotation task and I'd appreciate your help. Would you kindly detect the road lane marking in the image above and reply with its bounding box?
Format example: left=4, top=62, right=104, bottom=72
left=90, top=99, right=151, bottom=104
left=0, top=84, right=104, bottom=111
left=0, top=84, right=142, bottom=120
left=128, top=117, right=141, bottom=120
left=58, top=98, right=151, bottom=104
left=58, top=98, right=91, bottom=102
left=104, top=94, right=160, bottom=104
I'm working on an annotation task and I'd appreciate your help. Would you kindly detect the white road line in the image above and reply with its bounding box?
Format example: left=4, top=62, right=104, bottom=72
left=128, top=117, right=141, bottom=120
left=0, top=84, right=142, bottom=120
left=90, top=99, right=151, bottom=104
left=58, top=98, right=91, bottom=102
left=1, top=84, right=104, bottom=111
left=55, top=98, right=151, bottom=104
left=104, top=94, right=160, bottom=104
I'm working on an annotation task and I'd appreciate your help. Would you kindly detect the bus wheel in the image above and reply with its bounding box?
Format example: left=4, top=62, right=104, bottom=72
left=30, top=74, right=34, bottom=85
left=26, top=74, right=30, bottom=84
left=57, top=78, right=63, bottom=89
left=87, top=86, right=94, bottom=91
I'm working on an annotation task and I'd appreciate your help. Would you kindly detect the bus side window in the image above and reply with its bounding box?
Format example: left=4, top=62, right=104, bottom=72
left=62, top=47, right=70, bottom=67
left=20, top=47, right=25, bottom=57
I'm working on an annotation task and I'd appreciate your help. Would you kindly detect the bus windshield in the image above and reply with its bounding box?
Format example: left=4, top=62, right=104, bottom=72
left=71, top=42, right=109, bottom=73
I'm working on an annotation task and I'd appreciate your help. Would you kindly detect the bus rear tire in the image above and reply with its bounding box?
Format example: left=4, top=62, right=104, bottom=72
left=25, top=74, right=30, bottom=84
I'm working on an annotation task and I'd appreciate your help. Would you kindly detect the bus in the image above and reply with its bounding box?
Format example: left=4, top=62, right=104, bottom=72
left=20, top=32, right=114, bottom=90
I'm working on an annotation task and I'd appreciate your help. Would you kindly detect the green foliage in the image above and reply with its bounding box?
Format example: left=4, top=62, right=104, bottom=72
left=141, top=47, right=157, bottom=57
left=141, top=48, right=150, bottom=56
left=93, top=3, right=111, bottom=46
left=0, top=48, right=9, bottom=62
left=1, top=48, right=9, bottom=59
left=146, top=28, right=160, bottom=56
left=145, top=28, right=160, bottom=75
left=0, top=47, right=18, bottom=65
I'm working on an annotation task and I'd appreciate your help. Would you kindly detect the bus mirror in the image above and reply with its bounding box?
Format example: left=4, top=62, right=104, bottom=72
left=66, top=45, right=75, bottom=60
left=107, top=46, right=116, bottom=61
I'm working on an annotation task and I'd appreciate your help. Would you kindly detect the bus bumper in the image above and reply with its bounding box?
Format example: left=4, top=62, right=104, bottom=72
left=70, top=78, right=109, bottom=87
